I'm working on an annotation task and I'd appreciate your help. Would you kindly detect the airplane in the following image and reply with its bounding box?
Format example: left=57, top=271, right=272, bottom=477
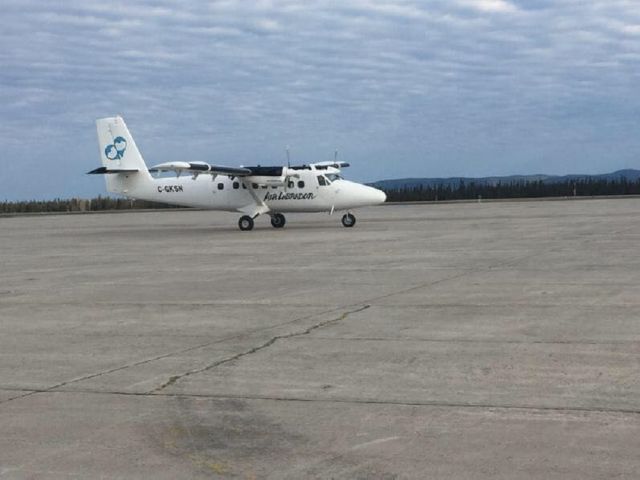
left=88, top=116, right=386, bottom=230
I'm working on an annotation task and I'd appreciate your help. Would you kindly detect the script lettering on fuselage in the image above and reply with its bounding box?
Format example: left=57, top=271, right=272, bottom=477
left=264, top=192, right=315, bottom=201
left=157, top=185, right=184, bottom=193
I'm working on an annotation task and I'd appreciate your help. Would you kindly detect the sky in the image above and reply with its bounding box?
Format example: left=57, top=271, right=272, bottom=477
left=1, top=0, right=640, bottom=200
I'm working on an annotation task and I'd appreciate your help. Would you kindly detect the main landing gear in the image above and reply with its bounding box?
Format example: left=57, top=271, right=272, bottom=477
left=238, top=213, right=287, bottom=231
left=238, top=215, right=254, bottom=231
left=270, top=213, right=286, bottom=229
left=341, top=213, right=356, bottom=228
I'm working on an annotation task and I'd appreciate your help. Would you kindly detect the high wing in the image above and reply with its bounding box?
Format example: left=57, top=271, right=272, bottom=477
left=309, top=161, right=350, bottom=169
left=148, top=161, right=252, bottom=177
left=149, top=162, right=301, bottom=187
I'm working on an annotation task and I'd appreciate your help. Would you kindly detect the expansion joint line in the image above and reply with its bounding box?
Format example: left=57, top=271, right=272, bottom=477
left=150, top=304, right=371, bottom=394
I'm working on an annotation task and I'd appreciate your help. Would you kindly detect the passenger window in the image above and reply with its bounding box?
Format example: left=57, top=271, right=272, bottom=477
left=317, top=176, right=327, bottom=186
left=261, top=185, right=267, bottom=189
left=252, top=183, right=258, bottom=189
left=271, top=186, right=277, bottom=189
left=217, top=183, right=224, bottom=190
left=233, top=182, right=239, bottom=189
left=298, top=180, right=305, bottom=189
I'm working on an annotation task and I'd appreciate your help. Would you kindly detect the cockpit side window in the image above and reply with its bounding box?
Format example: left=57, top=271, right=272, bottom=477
left=326, top=173, right=342, bottom=182
left=317, top=175, right=328, bottom=186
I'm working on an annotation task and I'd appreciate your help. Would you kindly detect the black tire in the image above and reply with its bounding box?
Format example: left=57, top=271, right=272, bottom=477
left=270, top=213, right=286, bottom=228
left=341, top=213, right=356, bottom=228
left=238, top=215, right=254, bottom=231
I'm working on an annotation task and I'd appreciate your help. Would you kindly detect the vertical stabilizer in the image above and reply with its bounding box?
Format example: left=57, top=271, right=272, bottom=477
left=95, top=116, right=152, bottom=193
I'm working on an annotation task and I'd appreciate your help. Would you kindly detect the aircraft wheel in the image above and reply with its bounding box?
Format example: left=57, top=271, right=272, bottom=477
left=270, top=213, right=286, bottom=228
left=341, top=213, right=356, bottom=228
left=238, top=215, right=254, bottom=231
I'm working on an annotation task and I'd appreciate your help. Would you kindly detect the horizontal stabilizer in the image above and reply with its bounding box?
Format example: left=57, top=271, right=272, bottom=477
left=148, top=161, right=252, bottom=176
left=87, top=166, right=139, bottom=174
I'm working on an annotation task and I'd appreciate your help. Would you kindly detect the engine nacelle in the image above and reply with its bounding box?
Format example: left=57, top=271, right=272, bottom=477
left=245, top=175, right=286, bottom=186
left=244, top=167, right=300, bottom=186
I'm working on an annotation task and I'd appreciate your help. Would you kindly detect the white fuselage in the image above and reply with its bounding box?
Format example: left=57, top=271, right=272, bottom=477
left=113, top=167, right=386, bottom=214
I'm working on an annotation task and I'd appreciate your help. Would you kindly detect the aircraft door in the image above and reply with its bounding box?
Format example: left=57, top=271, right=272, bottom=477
left=316, top=175, right=333, bottom=208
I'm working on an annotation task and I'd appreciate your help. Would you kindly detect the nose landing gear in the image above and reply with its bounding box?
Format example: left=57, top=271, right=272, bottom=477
left=341, top=213, right=356, bottom=228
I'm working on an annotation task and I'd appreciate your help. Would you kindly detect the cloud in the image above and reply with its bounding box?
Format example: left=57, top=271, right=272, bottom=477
left=457, top=0, right=519, bottom=13
left=0, top=0, right=639, bottom=199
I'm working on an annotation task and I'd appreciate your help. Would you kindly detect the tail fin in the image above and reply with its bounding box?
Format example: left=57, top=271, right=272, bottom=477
left=95, top=116, right=152, bottom=193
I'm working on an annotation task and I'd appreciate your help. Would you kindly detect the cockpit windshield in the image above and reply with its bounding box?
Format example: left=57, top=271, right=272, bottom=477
left=326, top=173, right=343, bottom=182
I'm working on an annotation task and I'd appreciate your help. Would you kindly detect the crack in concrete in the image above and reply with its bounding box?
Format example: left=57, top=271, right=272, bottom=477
left=150, top=305, right=371, bottom=394
left=0, top=390, right=37, bottom=405
left=0, top=255, right=532, bottom=406
left=0, top=250, right=561, bottom=406
left=0, top=306, right=359, bottom=406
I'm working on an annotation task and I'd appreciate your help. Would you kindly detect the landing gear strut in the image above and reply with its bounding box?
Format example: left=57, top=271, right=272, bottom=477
left=341, top=213, right=356, bottom=228
left=238, top=215, right=254, bottom=231
left=270, top=213, right=286, bottom=228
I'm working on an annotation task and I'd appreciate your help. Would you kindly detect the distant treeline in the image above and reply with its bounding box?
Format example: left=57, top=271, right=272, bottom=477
left=0, top=196, right=178, bottom=214
left=384, top=178, right=640, bottom=202
left=4, top=178, right=640, bottom=213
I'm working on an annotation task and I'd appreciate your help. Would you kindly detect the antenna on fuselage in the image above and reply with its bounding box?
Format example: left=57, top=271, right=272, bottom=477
left=334, top=149, right=338, bottom=162
left=286, top=146, right=291, bottom=168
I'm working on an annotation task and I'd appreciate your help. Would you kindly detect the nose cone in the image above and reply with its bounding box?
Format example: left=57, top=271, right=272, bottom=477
left=365, top=186, right=386, bottom=205
left=339, top=181, right=388, bottom=208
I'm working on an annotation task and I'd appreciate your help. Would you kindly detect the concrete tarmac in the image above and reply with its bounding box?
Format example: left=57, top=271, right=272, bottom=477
left=1, top=199, right=640, bottom=479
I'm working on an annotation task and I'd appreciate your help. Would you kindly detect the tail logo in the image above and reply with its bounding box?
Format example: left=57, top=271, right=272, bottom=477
left=105, top=136, right=127, bottom=160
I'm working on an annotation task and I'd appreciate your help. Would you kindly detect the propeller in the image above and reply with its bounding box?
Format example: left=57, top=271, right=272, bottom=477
left=284, top=146, right=298, bottom=190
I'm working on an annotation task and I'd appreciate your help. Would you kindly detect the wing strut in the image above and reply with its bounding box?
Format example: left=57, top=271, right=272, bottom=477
left=238, top=179, right=271, bottom=218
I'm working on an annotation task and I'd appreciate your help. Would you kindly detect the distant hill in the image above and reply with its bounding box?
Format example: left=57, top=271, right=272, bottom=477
left=371, top=169, right=640, bottom=190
